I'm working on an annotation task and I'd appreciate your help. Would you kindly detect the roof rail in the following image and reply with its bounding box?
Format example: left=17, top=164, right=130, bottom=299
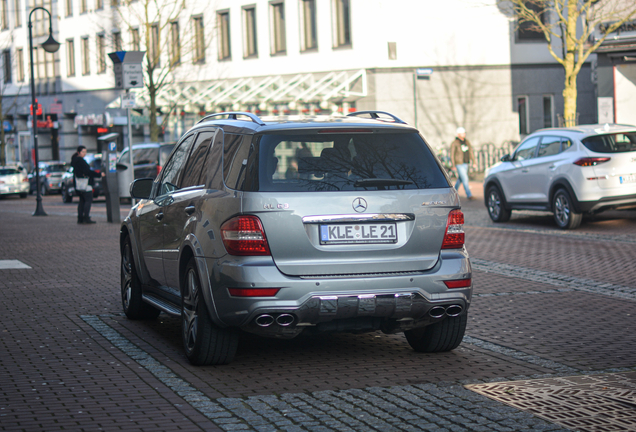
left=347, top=110, right=407, bottom=124
left=197, top=111, right=266, bottom=126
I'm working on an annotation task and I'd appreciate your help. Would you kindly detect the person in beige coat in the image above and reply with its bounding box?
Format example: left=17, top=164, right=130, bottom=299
left=450, top=127, right=476, bottom=200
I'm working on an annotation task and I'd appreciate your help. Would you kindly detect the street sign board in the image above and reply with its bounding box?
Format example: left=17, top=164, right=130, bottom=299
left=121, top=93, right=136, bottom=108
left=416, top=68, right=433, bottom=80
left=109, top=51, right=146, bottom=89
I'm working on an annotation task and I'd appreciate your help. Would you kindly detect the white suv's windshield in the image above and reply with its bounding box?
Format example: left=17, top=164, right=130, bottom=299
left=582, top=133, right=636, bottom=153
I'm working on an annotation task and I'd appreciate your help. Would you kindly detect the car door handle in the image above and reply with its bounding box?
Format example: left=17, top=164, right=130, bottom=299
left=184, top=206, right=195, bottom=216
left=155, top=212, right=164, bottom=221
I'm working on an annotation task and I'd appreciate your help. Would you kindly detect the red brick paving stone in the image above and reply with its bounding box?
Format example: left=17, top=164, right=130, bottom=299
left=471, top=269, right=569, bottom=295
left=468, top=276, right=636, bottom=371
left=466, top=226, right=636, bottom=288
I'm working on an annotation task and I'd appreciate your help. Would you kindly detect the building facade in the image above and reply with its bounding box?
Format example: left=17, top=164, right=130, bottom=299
left=0, top=0, right=599, bottom=167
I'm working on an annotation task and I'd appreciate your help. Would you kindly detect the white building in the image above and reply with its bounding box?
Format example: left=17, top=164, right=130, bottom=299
left=0, top=0, right=597, bottom=166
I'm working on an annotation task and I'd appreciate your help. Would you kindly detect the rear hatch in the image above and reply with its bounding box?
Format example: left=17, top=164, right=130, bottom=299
left=239, top=129, right=456, bottom=276
left=582, top=132, right=636, bottom=190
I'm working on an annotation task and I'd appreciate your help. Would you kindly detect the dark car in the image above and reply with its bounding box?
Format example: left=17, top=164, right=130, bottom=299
left=28, top=161, right=69, bottom=195
left=120, top=111, right=471, bottom=365
left=117, top=142, right=176, bottom=198
left=60, top=153, right=104, bottom=203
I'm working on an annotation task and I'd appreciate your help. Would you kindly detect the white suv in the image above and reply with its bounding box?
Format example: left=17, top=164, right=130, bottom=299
left=483, top=124, right=636, bottom=229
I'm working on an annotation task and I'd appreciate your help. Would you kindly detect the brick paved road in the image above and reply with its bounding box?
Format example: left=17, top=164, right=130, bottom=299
left=1, top=193, right=634, bottom=431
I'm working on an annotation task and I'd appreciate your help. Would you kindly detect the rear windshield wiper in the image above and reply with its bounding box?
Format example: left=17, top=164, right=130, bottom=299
left=354, top=178, right=414, bottom=187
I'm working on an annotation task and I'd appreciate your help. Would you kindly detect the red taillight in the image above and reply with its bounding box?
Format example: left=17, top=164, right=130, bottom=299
left=156, top=165, right=162, bottom=176
left=228, top=288, right=280, bottom=297
left=221, top=215, right=271, bottom=256
left=573, top=157, right=610, bottom=167
left=22, top=177, right=29, bottom=182
left=94, top=169, right=100, bottom=174
left=45, top=173, right=52, bottom=178
left=444, top=278, right=472, bottom=289
left=441, top=209, right=464, bottom=249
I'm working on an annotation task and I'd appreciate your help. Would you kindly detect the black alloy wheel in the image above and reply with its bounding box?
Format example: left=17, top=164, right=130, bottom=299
left=552, top=189, right=582, bottom=230
left=486, top=186, right=511, bottom=222
left=121, top=236, right=160, bottom=320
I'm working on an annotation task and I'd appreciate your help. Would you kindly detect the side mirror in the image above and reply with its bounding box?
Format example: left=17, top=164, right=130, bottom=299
left=130, top=178, right=154, bottom=199
left=500, top=154, right=511, bottom=162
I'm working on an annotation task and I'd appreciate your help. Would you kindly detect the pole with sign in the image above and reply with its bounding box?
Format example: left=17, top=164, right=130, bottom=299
left=108, top=51, right=145, bottom=205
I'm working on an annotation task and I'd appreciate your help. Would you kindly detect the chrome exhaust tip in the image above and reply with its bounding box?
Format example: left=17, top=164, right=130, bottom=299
left=446, top=305, right=463, bottom=317
left=255, top=314, right=274, bottom=327
left=428, top=306, right=446, bottom=319
left=276, top=314, right=295, bottom=326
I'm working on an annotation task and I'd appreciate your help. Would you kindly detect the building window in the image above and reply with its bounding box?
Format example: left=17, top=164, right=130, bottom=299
left=242, top=6, right=257, bottom=58
left=3, top=50, right=11, bottom=83
left=130, top=27, right=140, bottom=51
left=169, top=21, right=180, bottom=65
left=517, top=96, right=529, bottom=135
left=80, top=0, right=87, bottom=14
left=81, top=37, right=90, bottom=75
left=65, top=0, right=72, bottom=16
left=217, top=10, right=231, bottom=60
left=113, top=31, right=122, bottom=51
left=96, top=34, right=106, bottom=73
left=14, top=0, right=21, bottom=27
left=150, top=23, right=160, bottom=67
left=16, top=47, right=24, bottom=81
left=270, top=1, right=286, bottom=55
left=111, top=0, right=119, bottom=6
left=300, top=0, right=317, bottom=51
left=387, top=41, right=397, bottom=60
left=1, top=0, right=8, bottom=30
left=517, top=2, right=547, bottom=42
left=543, top=95, right=553, bottom=128
left=66, top=39, right=75, bottom=76
left=332, top=0, right=351, bottom=47
left=95, top=0, right=103, bottom=9
left=193, top=15, right=205, bottom=63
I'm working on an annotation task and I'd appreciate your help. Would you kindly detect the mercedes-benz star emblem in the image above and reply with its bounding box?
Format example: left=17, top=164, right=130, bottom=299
left=353, top=197, right=367, bottom=213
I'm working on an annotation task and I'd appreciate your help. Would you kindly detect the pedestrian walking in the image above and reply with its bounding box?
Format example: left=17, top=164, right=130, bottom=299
left=71, top=146, right=102, bottom=224
left=450, top=127, right=476, bottom=200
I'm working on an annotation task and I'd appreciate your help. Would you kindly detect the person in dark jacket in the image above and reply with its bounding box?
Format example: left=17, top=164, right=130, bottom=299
left=71, top=146, right=101, bottom=224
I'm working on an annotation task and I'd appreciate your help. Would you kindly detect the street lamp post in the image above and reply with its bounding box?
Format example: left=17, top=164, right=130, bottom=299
left=28, top=7, right=60, bottom=216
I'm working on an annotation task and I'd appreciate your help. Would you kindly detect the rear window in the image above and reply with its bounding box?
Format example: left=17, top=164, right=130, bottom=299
left=242, top=131, right=448, bottom=192
left=582, top=133, right=636, bottom=153
left=45, top=164, right=68, bottom=173
left=0, top=168, right=19, bottom=175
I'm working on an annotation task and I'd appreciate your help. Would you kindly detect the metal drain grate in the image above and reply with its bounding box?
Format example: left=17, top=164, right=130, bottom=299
left=466, top=372, right=636, bottom=432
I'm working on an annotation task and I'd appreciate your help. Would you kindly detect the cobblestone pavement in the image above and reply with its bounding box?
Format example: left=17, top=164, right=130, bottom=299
left=1, top=193, right=635, bottom=431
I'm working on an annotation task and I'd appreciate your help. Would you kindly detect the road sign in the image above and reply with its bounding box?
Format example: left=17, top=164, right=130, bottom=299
left=416, top=68, right=433, bottom=80
left=109, top=51, right=146, bottom=89
left=121, top=93, right=136, bottom=108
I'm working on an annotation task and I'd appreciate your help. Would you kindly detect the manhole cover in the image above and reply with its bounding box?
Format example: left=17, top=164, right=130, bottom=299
left=466, top=372, right=636, bottom=432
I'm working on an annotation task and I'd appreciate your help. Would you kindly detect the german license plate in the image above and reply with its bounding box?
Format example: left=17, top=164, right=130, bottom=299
left=320, top=223, right=397, bottom=244
left=619, top=175, right=636, bottom=184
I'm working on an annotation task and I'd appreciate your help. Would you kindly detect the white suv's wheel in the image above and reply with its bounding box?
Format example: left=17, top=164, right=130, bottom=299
left=552, top=189, right=582, bottom=230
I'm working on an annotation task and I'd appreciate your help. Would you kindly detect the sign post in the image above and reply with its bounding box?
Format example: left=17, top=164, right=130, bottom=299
left=108, top=51, right=145, bottom=205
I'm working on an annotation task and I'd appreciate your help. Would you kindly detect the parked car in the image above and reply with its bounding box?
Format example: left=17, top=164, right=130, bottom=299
left=60, top=153, right=104, bottom=203
left=29, top=161, right=69, bottom=196
left=120, top=111, right=472, bottom=365
left=483, top=124, right=636, bottom=229
left=0, top=165, right=29, bottom=198
left=117, top=142, right=175, bottom=198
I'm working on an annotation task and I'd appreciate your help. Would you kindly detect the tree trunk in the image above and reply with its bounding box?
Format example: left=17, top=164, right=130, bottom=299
left=561, top=0, right=579, bottom=127
left=562, top=70, right=578, bottom=127
left=149, top=84, right=159, bottom=142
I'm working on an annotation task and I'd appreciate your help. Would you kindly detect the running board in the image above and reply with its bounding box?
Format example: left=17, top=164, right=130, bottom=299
left=142, top=294, right=181, bottom=316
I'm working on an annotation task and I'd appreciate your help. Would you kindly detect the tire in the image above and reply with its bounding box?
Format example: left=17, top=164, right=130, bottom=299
left=182, top=257, right=238, bottom=365
left=552, top=189, right=582, bottom=230
left=404, top=313, right=467, bottom=353
left=19, top=193, right=27, bottom=198
left=486, top=186, right=511, bottom=222
left=121, top=236, right=160, bottom=320
left=62, top=186, right=73, bottom=203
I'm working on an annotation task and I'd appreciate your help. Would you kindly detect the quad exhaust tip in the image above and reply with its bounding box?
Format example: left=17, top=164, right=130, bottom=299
left=276, top=314, right=295, bottom=326
left=428, top=304, right=463, bottom=318
left=255, top=314, right=274, bottom=327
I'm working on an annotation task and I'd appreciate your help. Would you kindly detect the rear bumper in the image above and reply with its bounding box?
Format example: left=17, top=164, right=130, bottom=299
left=0, top=183, right=29, bottom=195
left=578, top=193, right=636, bottom=213
left=208, top=249, right=472, bottom=336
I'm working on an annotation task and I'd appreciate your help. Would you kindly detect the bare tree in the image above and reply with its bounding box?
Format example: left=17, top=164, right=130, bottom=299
left=501, top=0, right=636, bottom=125
left=113, top=0, right=213, bottom=141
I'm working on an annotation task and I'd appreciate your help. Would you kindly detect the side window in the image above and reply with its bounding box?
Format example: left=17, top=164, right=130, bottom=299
left=158, top=134, right=195, bottom=195
left=561, top=138, right=573, bottom=152
left=180, top=130, right=216, bottom=188
left=134, top=147, right=159, bottom=165
left=513, top=137, right=539, bottom=161
left=537, top=136, right=561, bottom=158
left=203, top=129, right=225, bottom=190
left=225, top=134, right=252, bottom=190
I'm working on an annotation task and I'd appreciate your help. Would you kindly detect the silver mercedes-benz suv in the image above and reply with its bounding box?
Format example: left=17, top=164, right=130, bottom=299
left=120, top=111, right=472, bottom=365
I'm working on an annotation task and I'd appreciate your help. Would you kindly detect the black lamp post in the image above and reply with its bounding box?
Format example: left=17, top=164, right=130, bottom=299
left=28, top=7, right=60, bottom=216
